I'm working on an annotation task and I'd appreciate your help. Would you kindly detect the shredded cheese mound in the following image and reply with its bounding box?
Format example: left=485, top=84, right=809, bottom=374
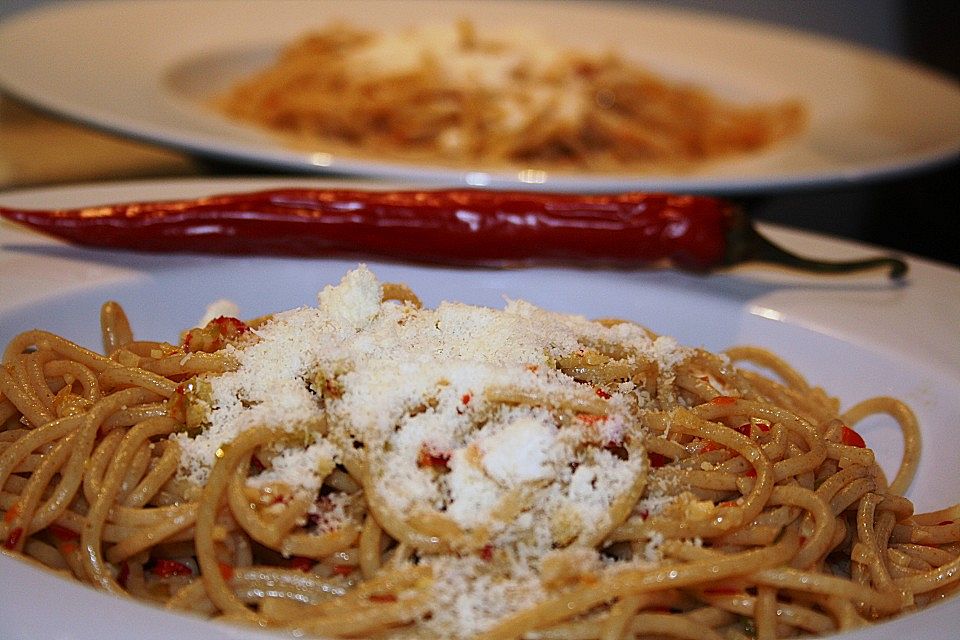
left=171, top=265, right=696, bottom=630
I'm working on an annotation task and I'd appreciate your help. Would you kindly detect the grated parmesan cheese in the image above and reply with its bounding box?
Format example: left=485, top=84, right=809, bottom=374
left=169, top=266, right=698, bottom=634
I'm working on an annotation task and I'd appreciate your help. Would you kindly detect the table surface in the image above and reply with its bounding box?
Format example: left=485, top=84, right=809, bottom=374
left=0, top=96, right=201, bottom=189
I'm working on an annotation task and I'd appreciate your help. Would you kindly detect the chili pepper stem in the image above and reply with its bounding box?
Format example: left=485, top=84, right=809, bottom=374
left=724, top=210, right=907, bottom=279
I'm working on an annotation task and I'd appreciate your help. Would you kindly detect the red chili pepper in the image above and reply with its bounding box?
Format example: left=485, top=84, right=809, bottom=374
left=0, top=188, right=906, bottom=277
left=840, top=425, right=866, bottom=448
left=150, top=558, right=193, bottom=578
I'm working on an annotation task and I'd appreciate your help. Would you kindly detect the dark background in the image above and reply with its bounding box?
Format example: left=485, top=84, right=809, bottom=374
left=645, top=0, right=959, bottom=267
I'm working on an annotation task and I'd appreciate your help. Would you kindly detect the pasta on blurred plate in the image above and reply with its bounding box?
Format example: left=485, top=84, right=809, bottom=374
left=213, top=21, right=807, bottom=171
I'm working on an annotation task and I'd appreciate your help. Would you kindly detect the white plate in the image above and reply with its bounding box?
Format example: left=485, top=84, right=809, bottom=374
left=1, top=0, right=959, bottom=194
left=1, top=178, right=959, bottom=638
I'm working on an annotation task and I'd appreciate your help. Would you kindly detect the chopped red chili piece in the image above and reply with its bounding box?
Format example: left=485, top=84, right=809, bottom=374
left=744, top=468, right=757, bottom=478
left=604, top=441, right=629, bottom=460
left=937, top=520, right=954, bottom=526
left=461, top=393, right=472, bottom=405
left=331, top=563, right=354, bottom=576
left=218, top=562, right=234, bottom=581
left=735, top=421, right=771, bottom=438
left=3, top=502, right=20, bottom=524
left=323, top=378, right=344, bottom=399
left=150, top=558, right=193, bottom=578
left=184, top=316, right=249, bottom=353
left=840, top=425, right=866, bottom=448
left=700, top=440, right=725, bottom=453
left=577, top=413, right=607, bottom=425
left=369, top=593, right=398, bottom=603
left=648, top=452, right=670, bottom=468
left=480, top=545, right=494, bottom=561
left=212, top=315, right=249, bottom=336
left=48, top=523, right=80, bottom=542
left=417, top=444, right=451, bottom=470
left=117, top=560, right=130, bottom=588
left=289, top=556, right=314, bottom=572
left=4, top=526, right=23, bottom=549
left=166, top=383, right=188, bottom=422
left=595, top=388, right=611, bottom=399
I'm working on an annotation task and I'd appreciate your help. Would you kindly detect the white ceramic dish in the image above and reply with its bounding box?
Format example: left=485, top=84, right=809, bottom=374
left=1, top=177, right=959, bottom=638
left=1, top=0, right=959, bottom=194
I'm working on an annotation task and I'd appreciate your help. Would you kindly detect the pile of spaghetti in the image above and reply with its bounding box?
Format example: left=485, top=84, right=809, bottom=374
left=1, top=266, right=957, bottom=640
left=214, top=21, right=806, bottom=171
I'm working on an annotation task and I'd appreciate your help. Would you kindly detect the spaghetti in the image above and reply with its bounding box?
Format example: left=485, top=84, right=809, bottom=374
left=213, top=21, right=807, bottom=172
left=1, top=266, right=956, bottom=639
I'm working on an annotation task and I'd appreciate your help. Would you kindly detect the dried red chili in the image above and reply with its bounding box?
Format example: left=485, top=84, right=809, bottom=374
left=4, top=526, right=23, bottom=550
left=183, top=316, right=249, bottom=353
left=417, top=444, right=451, bottom=470
left=116, top=560, right=130, bottom=588
left=48, top=523, right=81, bottom=542
left=840, top=425, right=867, bottom=448
left=0, top=188, right=906, bottom=277
left=289, top=556, right=316, bottom=572
left=648, top=452, right=670, bottom=468
left=218, top=562, right=234, bottom=581
left=150, top=558, right=193, bottom=578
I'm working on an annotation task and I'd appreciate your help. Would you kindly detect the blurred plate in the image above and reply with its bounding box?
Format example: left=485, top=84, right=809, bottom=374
left=1, top=0, right=959, bottom=194
left=0, top=177, right=959, bottom=638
